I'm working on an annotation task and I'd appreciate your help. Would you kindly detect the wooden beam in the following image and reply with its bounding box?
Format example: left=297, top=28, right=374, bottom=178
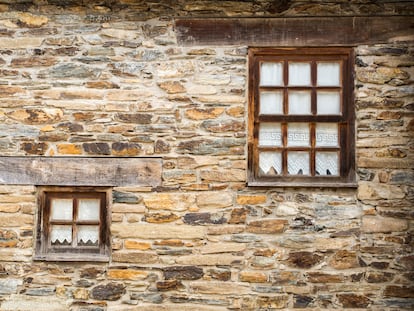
left=0, top=157, right=162, bottom=187
left=175, top=16, right=413, bottom=46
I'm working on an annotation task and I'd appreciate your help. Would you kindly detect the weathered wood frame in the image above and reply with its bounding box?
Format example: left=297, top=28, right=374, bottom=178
left=35, top=187, right=111, bottom=262
left=0, top=156, right=162, bottom=187
left=175, top=16, right=413, bottom=46
left=248, top=47, right=356, bottom=187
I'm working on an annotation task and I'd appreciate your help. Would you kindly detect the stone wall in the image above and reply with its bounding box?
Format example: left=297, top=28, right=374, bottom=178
left=0, top=1, right=413, bottom=310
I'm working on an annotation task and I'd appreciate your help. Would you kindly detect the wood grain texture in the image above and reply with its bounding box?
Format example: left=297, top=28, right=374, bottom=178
left=175, top=16, right=413, bottom=46
left=0, top=157, right=162, bottom=187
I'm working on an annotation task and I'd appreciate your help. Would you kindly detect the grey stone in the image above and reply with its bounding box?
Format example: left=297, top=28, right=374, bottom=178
left=90, top=282, right=126, bottom=301
left=163, top=266, right=204, bottom=280
left=390, top=171, right=414, bottom=184
left=39, top=63, right=101, bottom=79
left=155, top=248, right=193, bottom=256
left=0, top=124, right=39, bottom=138
left=83, top=142, right=111, bottom=155
left=25, top=287, right=55, bottom=296
left=110, top=62, right=146, bottom=77
left=253, top=286, right=283, bottom=293
left=0, top=279, right=23, bottom=295
left=231, top=234, right=262, bottom=243
left=113, top=191, right=142, bottom=204
left=130, top=292, right=163, bottom=304
left=177, top=138, right=244, bottom=155
left=183, top=212, right=226, bottom=225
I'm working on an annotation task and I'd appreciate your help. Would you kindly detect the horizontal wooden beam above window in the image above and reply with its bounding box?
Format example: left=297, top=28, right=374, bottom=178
left=175, top=16, right=413, bottom=46
left=0, top=157, right=162, bottom=187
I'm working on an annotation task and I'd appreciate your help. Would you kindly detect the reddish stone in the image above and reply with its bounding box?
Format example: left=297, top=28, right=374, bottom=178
left=156, top=279, right=183, bottom=291
left=228, top=208, right=248, bottom=224
left=384, top=286, right=414, bottom=298
left=329, top=250, right=359, bottom=269
left=20, top=142, right=48, bottom=155
left=338, top=294, right=371, bottom=308
left=247, top=219, right=288, bottom=234
left=287, top=251, right=323, bottom=268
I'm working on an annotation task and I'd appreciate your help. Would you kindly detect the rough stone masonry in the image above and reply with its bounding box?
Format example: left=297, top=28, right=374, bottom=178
left=0, top=1, right=413, bottom=310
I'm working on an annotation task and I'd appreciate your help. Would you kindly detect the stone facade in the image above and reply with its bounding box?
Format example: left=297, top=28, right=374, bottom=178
left=0, top=1, right=413, bottom=310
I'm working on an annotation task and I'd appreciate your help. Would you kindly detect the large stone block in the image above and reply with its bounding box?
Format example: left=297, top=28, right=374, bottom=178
left=0, top=38, right=43, bottom=49
left=176, top=254, right=243, bottom=266
left=196, top=192, right=233, bottom=208
left=111, top=223, right=205, bottom=239
left=358, top=182, right=406, bottom=200
left=247, top=219, right=288, bottom=234
left=111, top=251, right=158, bottom=264
left=239, top=271, right=268, bottom=283
left=201, top=242, right=246, bottom=254
left=144, top=193, right=195, bottom=211
left=108, top=269, right=149, bottom=280
left=362, top=216, right=408, bottom=233
left=0, top=295, right=69, bottom=311
left=7, top=108, right=63, bottom=125
left=189, top=281, right=250, bottom=295
left=0, top=213, right=33, bottom=227
left=237, top=194, right=267, bottom=206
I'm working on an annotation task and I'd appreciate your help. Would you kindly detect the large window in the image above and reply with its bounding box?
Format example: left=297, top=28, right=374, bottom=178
left=248, top=48, right=355, bottom=187
left=35, top=187, right=110, bottom=261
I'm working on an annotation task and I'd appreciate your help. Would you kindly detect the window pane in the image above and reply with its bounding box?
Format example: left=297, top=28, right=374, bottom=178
left=260, top=62, right=283, bottom=86
left=259, top=123, right=282, bottom=146
left=316, top=123, right=338, bottom=147
left=317, top=91, right=341, bottom=115
left=51, top=225, right=72, bottom=246
left=260, top=91, right=283, bottom=115
left=316, top=152, right=339, bottom=176
left=51, top=199, right=73, bottom=221
left=77, top=225, right=99, bottom=246
left=317, top=62, right=340, bottom=86
left=287, top=123, right=310, bottom=147
left=78, top=199, right=100, bottom=221
left=259, top=152, right=282, bottom=176
left=289, top=62, right=311, bottom=86
left=288, top=152, right=310, bottom=175
left=288, top=91, right=311, bottom=115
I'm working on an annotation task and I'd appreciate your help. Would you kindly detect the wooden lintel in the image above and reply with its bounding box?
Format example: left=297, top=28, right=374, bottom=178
left=0, top=157, right=162, bottom=187
left=175, top=16, right=413, bottom=46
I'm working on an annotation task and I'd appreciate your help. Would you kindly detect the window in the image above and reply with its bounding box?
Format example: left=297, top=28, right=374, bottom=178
left=35, top=187, right=110, bottom=261
left=248, top=48, right=355, bottom=187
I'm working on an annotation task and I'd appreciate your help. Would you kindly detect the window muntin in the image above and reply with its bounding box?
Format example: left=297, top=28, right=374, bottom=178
left=35, top=188, right=110, bottom=261
left=249, top=48, right=355, bottom=187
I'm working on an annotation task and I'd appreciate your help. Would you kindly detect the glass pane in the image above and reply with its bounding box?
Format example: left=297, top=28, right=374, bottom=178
left=51, top=225, right=72, bottom=246
left=316, top=123, right=338, bottom=147
left=259, top=152, right=282, bottom=176
left=260, top=62, right=283, bottom=86
left=289, top=62, right=311, bottom=86
left=317, top=62, right=340, bottom=86
left=288, top=152, right=310, bottom=175
left=260, top=91, right=283, bottom=115
left=288, top=91, right=311, bottom=115
left=287, top=123, right=310, bottom=147
left=316, top=152, right=339, bottom=176
left=77, top=225, right=99, bottom=246
left=51, top=199, right=73, bottom=221
left=317, top=91, right=341, bottom=115
left=259, top=123, right=282, bottom=146
left=78, top=199, right=100, bottom=221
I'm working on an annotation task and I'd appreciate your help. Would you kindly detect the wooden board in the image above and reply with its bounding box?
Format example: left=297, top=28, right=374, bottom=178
left=0, top=157, right=162, bottom=187
left=175, top=16, right=413, bottom=46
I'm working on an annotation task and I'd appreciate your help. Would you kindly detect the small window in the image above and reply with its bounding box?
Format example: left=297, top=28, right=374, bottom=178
left=35, top=187, right=110, bottom=261
left=248, top=48, right=356, bottom=187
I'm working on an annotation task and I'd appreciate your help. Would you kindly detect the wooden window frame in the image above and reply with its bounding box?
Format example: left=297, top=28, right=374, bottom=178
left=34, top=187, right=111, bottom=262
left=248, top=47, right=356, bottom=187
